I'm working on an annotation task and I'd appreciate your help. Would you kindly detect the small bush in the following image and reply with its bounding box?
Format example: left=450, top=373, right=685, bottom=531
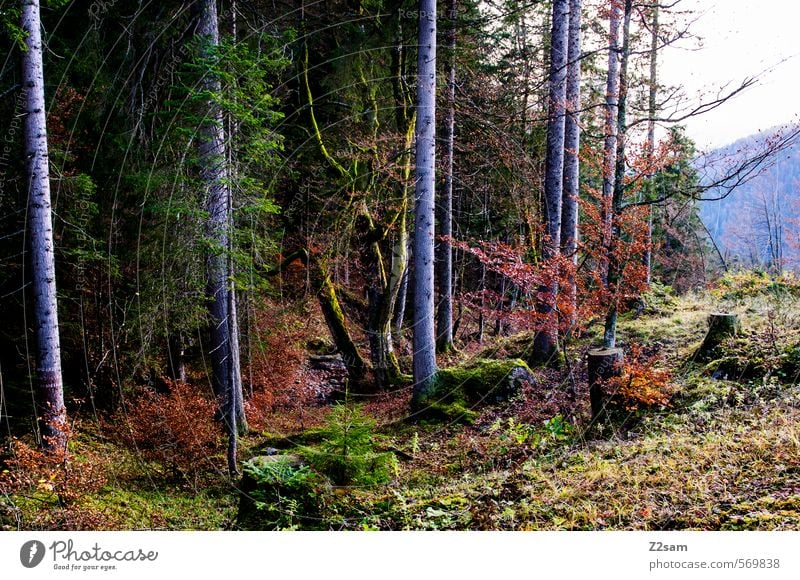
left=604, top=344, right=674, bottom=410
left=243, top=301, right=316, bottom=430
left=640, top=282, right=678, bottom=313
left=0, top=427, right=110, bottom=530
left=111, top=381, right=220, bottom=480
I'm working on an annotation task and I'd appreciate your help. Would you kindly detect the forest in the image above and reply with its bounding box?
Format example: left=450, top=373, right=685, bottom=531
left=1, top=0, right=799, bottom=531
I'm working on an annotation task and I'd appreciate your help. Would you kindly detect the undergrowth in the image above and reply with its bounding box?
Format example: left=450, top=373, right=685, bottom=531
left=3, top=282, right=800, bottom=530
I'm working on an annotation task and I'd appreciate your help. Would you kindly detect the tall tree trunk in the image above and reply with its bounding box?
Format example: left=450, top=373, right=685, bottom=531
left=411, top=0, right=438, bottom=408
left=644, top=3, right=659, bottom=285
left=197, top=0, right=240, bottom=474
left=22, top=0, right=66, bottom=452
left=436, top=0, right=457, bottom=353
left=600, top=0, right=622, bottom=285
left=560, top=0, right=582, bottom=331
left=532, top=0, right=569, bottom=363
left=602, top=0, right=632, bottom=350
left=226, top=0, right=246, bottom=434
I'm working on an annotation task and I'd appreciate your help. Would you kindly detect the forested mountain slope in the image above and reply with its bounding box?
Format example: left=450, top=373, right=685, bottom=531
left=700, top=129, right=800, bottom=271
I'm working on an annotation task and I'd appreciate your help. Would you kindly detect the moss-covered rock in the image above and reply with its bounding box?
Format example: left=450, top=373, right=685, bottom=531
left=437, top=358, right=534, bottom=402
left=423, top=402, right=479, bottom=424
left=414, top=359, right=534, bottom=423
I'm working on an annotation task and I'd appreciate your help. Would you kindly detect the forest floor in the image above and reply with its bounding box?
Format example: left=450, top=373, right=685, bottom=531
left=2, top=273, right=800, bottom=530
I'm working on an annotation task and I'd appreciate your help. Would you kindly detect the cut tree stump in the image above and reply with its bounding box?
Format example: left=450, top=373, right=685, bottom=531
left=695, top=313, right=740, bottom=361
left=588, top=348, right=624, bottom=419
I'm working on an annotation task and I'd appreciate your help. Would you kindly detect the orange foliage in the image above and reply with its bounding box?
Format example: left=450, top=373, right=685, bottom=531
left=110, top=380, right=220, bottom=479
left=241, top=300, right=320, bottom=431
left=2, top=429, right=104, bottom=501
left=604, top=344, right=674, bottom=410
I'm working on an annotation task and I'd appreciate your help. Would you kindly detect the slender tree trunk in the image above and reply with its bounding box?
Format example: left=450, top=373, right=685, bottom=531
left=22, top=0, right=66, bottom=452
left=390, top=16, right=413, bottom=348
left=644, top=3, right=659, bottom=284
left=386, top=114, right=415, bottom=356
left=228, top=283, right=247, bottom=434
left=532, top=0, right=569, bottom=363
left=411, top=0, right=438, bottom=408
left=602, top=0, right=632, bottom=349
left=392, top=261, right=409, bottom=343
left=436, top=0, right=457, bottom=353
left=227, top=0, right=246, bottom=435
left=560, top=0, right=582, bottom=331
left=600, top=0, right=622, bottom=285
left=167, top=333, right=187, bottom=382
left=197, top=0, right=240, bottom=473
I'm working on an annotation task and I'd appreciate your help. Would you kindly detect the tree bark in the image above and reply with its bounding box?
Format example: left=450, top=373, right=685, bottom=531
left=411, top=0, right=439, bottom=408
left=588, top=347, right=624, bottom=419
left=560, top=0, right=582, bottom=331
left=600, top=0, right=622, bottom=285
left=602, top=0, right=632, bottom=350
left=532, top=0, right=570, bottom=363
left=644, top=3, right=659, bottom=285
left=392, top=260, right=409, bottom=344
left=22, top=0, right=66, bottom=452
left=436, top=0, right=457, bottom=353
left=197, top=0, right=242, bottom=473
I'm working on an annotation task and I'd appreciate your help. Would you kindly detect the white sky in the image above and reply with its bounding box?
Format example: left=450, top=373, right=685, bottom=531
left=659, top=0, right=800, bottom=150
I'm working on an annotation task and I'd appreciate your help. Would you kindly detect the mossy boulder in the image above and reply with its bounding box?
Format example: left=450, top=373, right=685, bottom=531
left=476, top=334, right=564, bottom=368
left=437, top=358, right=534, bottom=402
left=415, top=359, right=534, bottom=423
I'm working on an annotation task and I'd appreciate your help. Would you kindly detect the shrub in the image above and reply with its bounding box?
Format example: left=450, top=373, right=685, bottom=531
left=242, top=300, right=317, bottom=431
left=603, top=344, right=673, bottom=411
left=111, top=380, right=220, bottom=481
left=0, top=426, right=109, bottom=529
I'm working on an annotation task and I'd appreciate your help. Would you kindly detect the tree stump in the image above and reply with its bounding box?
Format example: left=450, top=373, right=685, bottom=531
left=588, top=348, right=624, bottom=418
left=695, top=313, right=740, bottom=361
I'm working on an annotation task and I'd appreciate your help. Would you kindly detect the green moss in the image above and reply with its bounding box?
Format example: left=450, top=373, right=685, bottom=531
left=82, top=485, right=236, bottom=530
left=423, top=402, right=478, bottom=424
left=436, top=358, right=533, bottom=402
left=411, top=359, right=532, bottom=423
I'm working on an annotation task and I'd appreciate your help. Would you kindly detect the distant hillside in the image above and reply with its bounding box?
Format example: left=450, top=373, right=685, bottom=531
left=699, top=128, right=800, bottom=271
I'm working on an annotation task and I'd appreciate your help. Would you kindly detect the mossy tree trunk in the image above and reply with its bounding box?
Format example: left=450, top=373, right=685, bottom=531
left=314, top=261, right=371, bottom=390
left=360, top=212, right=402, bottom=389
left=267, top=250, right=372, bottom=390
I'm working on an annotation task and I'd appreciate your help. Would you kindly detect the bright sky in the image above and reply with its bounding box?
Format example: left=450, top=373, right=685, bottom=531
left=660, top=0, right=800, bottom=151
